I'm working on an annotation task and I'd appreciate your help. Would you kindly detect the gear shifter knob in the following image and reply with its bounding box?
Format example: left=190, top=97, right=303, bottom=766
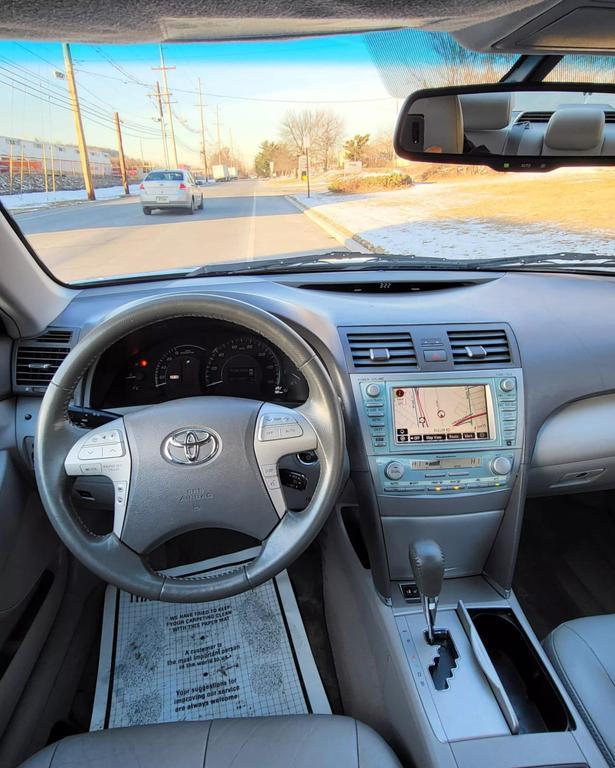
left=409, top=539, right=444, bottom=644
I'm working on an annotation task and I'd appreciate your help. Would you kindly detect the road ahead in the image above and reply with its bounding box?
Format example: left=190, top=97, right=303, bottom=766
left=15, top=179, right=344, bottom=283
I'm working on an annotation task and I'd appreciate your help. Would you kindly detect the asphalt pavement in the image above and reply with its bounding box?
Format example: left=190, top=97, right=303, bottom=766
left=14, top=179, right=345, bottom=283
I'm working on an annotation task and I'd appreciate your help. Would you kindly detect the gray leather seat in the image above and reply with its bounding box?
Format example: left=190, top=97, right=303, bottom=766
left=545, top=615, right=615, bottom=766
left=19, top=715, right=402, bottom=768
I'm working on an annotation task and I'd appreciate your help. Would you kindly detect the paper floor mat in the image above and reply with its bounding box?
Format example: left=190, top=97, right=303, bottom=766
left=90, top=549, right=330, bottom=730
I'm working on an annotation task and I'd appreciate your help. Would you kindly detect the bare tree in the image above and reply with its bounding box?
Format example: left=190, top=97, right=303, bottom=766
left=280, top=109, right=344, bottom=171
left=280, top=110, right=314, bottom=154
left=314, top=111, right=344, bottom=171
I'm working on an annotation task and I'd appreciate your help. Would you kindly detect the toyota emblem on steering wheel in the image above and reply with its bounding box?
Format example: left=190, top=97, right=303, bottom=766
left=162, top=428, right=220, bottom=465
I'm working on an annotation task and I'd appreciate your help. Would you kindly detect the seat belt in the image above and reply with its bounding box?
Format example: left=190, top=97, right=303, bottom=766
left=504, top=121, right=530, bottom=154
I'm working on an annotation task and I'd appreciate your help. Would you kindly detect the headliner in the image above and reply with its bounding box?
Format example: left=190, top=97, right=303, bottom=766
left=0, top=0, right=547, bottom=43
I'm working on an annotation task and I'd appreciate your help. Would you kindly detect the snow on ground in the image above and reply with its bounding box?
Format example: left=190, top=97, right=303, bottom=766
left=1, top=184, right=141, bottom=212
left=293, top=184, right=614, bottom=259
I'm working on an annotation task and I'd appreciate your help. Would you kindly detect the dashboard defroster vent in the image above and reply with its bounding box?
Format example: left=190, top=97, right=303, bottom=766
left=448, top=328, right=511, bottom=366
left=345, top=329, right=417, bottom=370
left=14, top=328, right=76, bottom=393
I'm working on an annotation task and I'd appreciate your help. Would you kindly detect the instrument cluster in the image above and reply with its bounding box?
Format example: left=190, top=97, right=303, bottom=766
left=88, top=318, right=309, bottom=408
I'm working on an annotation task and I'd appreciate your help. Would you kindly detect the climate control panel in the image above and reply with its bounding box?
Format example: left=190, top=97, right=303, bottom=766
left=374, top=450, right=516, bottom=496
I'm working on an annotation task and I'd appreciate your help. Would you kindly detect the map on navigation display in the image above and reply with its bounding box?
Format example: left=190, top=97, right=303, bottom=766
left=392, top=385, right=492, bottom=443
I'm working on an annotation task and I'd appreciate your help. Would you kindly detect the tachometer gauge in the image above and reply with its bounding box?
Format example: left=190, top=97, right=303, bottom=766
left=204, top=336, right=283, bottom=399
left=154, top=344, right=208, bottom=398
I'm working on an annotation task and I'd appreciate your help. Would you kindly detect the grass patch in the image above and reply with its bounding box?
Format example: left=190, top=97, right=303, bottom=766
left=328, top=172, right=413, bottom=194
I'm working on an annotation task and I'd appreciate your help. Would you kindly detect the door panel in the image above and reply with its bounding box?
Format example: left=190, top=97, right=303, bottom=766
left=0, top=330, right=66, bottom=748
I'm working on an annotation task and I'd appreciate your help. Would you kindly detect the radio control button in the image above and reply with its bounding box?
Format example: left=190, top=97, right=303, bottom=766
left=491, top=456, right=513, bottom=476
left=384, top=461, right=405, bottom=481
left=366, top=384, right=381, bottom=397
left=500, top=378, right=516, bottom=392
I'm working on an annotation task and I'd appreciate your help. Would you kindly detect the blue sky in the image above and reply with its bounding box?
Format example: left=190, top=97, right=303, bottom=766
left=0, top=33, right=403, bottom=166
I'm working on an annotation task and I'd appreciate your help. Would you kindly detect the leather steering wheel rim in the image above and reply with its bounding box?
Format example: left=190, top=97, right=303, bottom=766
left=34, top=293, right=345, bottom=602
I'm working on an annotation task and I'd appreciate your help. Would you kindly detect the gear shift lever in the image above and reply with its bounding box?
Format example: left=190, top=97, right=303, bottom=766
left=409, top=539, right=444, bottom=644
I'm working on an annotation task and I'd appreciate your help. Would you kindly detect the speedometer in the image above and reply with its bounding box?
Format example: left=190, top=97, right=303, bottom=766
left=204, top=336, right=283, bottom=399
left=154, top=344, right=208, bottom=398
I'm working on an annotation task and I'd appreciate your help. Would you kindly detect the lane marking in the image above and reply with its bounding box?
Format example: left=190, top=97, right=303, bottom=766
left=246, top=183, right=257, bottom=260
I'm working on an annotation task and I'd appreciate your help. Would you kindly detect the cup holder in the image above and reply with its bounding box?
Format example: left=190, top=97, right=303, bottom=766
left=469, top=609, right=572, bottom=734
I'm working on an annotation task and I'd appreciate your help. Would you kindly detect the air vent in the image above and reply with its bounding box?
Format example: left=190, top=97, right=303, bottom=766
left=517, top=110, right=615, bottom=124
left=36, top=328, right=73, bottom=344
left=447, top=328, right=511, bottom=367
left=14, top=328, right=75, bottom=392
left=346, top=330, right=417, bottom=369
left=298, top=281, right=472, bottom=294
left=516, top=111, right=553, bottom=123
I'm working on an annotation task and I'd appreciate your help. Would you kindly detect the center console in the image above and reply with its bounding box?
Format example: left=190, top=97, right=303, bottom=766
left=327, top=324, right=605, bottom=768
left=344, top=322, right=524, bottom=585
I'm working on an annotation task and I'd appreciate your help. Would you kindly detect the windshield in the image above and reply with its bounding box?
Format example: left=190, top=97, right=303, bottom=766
left=0, top=30, right=613, bottom=284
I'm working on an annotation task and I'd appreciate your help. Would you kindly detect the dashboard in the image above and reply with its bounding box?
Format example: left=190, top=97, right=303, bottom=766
left=88, top=318, right=309, bottom=409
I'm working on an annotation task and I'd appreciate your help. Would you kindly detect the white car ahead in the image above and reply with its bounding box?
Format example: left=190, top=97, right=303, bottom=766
left=139, top=169, right=204, bottom=215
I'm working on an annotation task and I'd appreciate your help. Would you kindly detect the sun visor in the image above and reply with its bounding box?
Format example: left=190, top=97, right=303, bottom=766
left=454, top=0, right=615, bottom=54
left=159, top=17, right=408, bottom=41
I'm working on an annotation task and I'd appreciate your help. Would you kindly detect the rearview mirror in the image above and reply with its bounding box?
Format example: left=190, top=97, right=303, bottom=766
left=394, top=83, right=615, bottom=172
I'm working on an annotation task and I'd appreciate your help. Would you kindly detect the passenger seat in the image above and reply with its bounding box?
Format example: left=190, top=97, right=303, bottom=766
left=545, top=615, right=615, bottom=766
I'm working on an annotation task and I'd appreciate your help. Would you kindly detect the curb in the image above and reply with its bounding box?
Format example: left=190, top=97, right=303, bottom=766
left=285, top=195, right=382, bottom=254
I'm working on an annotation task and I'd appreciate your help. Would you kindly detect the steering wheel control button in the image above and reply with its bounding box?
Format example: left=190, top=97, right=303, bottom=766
left=85, top=429, right=122, bottom=446
left=80, top=463, right=102, bottom=475
left=102, top=444, right=124, bottom=458
left=265, top=476, right=281, bottom=490
left=261, top=464, right=278, bottom=477
left=260, top=425, right=282, bottom=441
left=115, top=481, right=127, bottom=505
left=366, top=383, right=381, bottom=397
left=78, top=445, right=104, bottom=460
left=384, top=461, right=405, bottom=481
left=281, top=423, right=303, bottom=439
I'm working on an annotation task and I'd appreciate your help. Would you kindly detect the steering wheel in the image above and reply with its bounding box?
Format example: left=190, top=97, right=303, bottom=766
left=35, top=294, right=345, bottom=602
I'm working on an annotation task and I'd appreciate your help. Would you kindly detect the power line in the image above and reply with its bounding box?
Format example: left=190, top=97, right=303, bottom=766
left=7, top=48, right=162, bottom=135
left=71, top=66, right=393, bottom=104
left=91, top=46, right=150, bottom=88
left=0, top=60, right=161, bottom=137
left=0, top=74, right=159, bottom=141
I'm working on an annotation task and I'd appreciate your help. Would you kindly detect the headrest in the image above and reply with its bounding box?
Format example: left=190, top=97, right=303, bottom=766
left=461, top=93, right=512, bottom=131
left=409, top=94, right=463, bottom=154
left=544, top=108, right=605, bottom=151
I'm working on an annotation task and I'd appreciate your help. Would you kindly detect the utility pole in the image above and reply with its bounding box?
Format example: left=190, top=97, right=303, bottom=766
left=42, top=143, right=48, bottom=193
left=153, top=81, right=169, bottom=168
left=152, top=47, right=178, bottom=167
left=197, top=78, right=208, bottom=180
left=114, top=112, right=129, bottom=195
left=304, top=135, right=311, bottom=199
left=49, top=143, right=56, bottom=193
left=62, top=43, right=95, bottom=200
left=229, top=128, right=235, bottom=167
left=215, top=105, right=222, bottom=165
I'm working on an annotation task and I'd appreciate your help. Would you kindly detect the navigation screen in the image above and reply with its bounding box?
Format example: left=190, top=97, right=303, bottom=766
left=392, top=385, right=492, bottom=443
